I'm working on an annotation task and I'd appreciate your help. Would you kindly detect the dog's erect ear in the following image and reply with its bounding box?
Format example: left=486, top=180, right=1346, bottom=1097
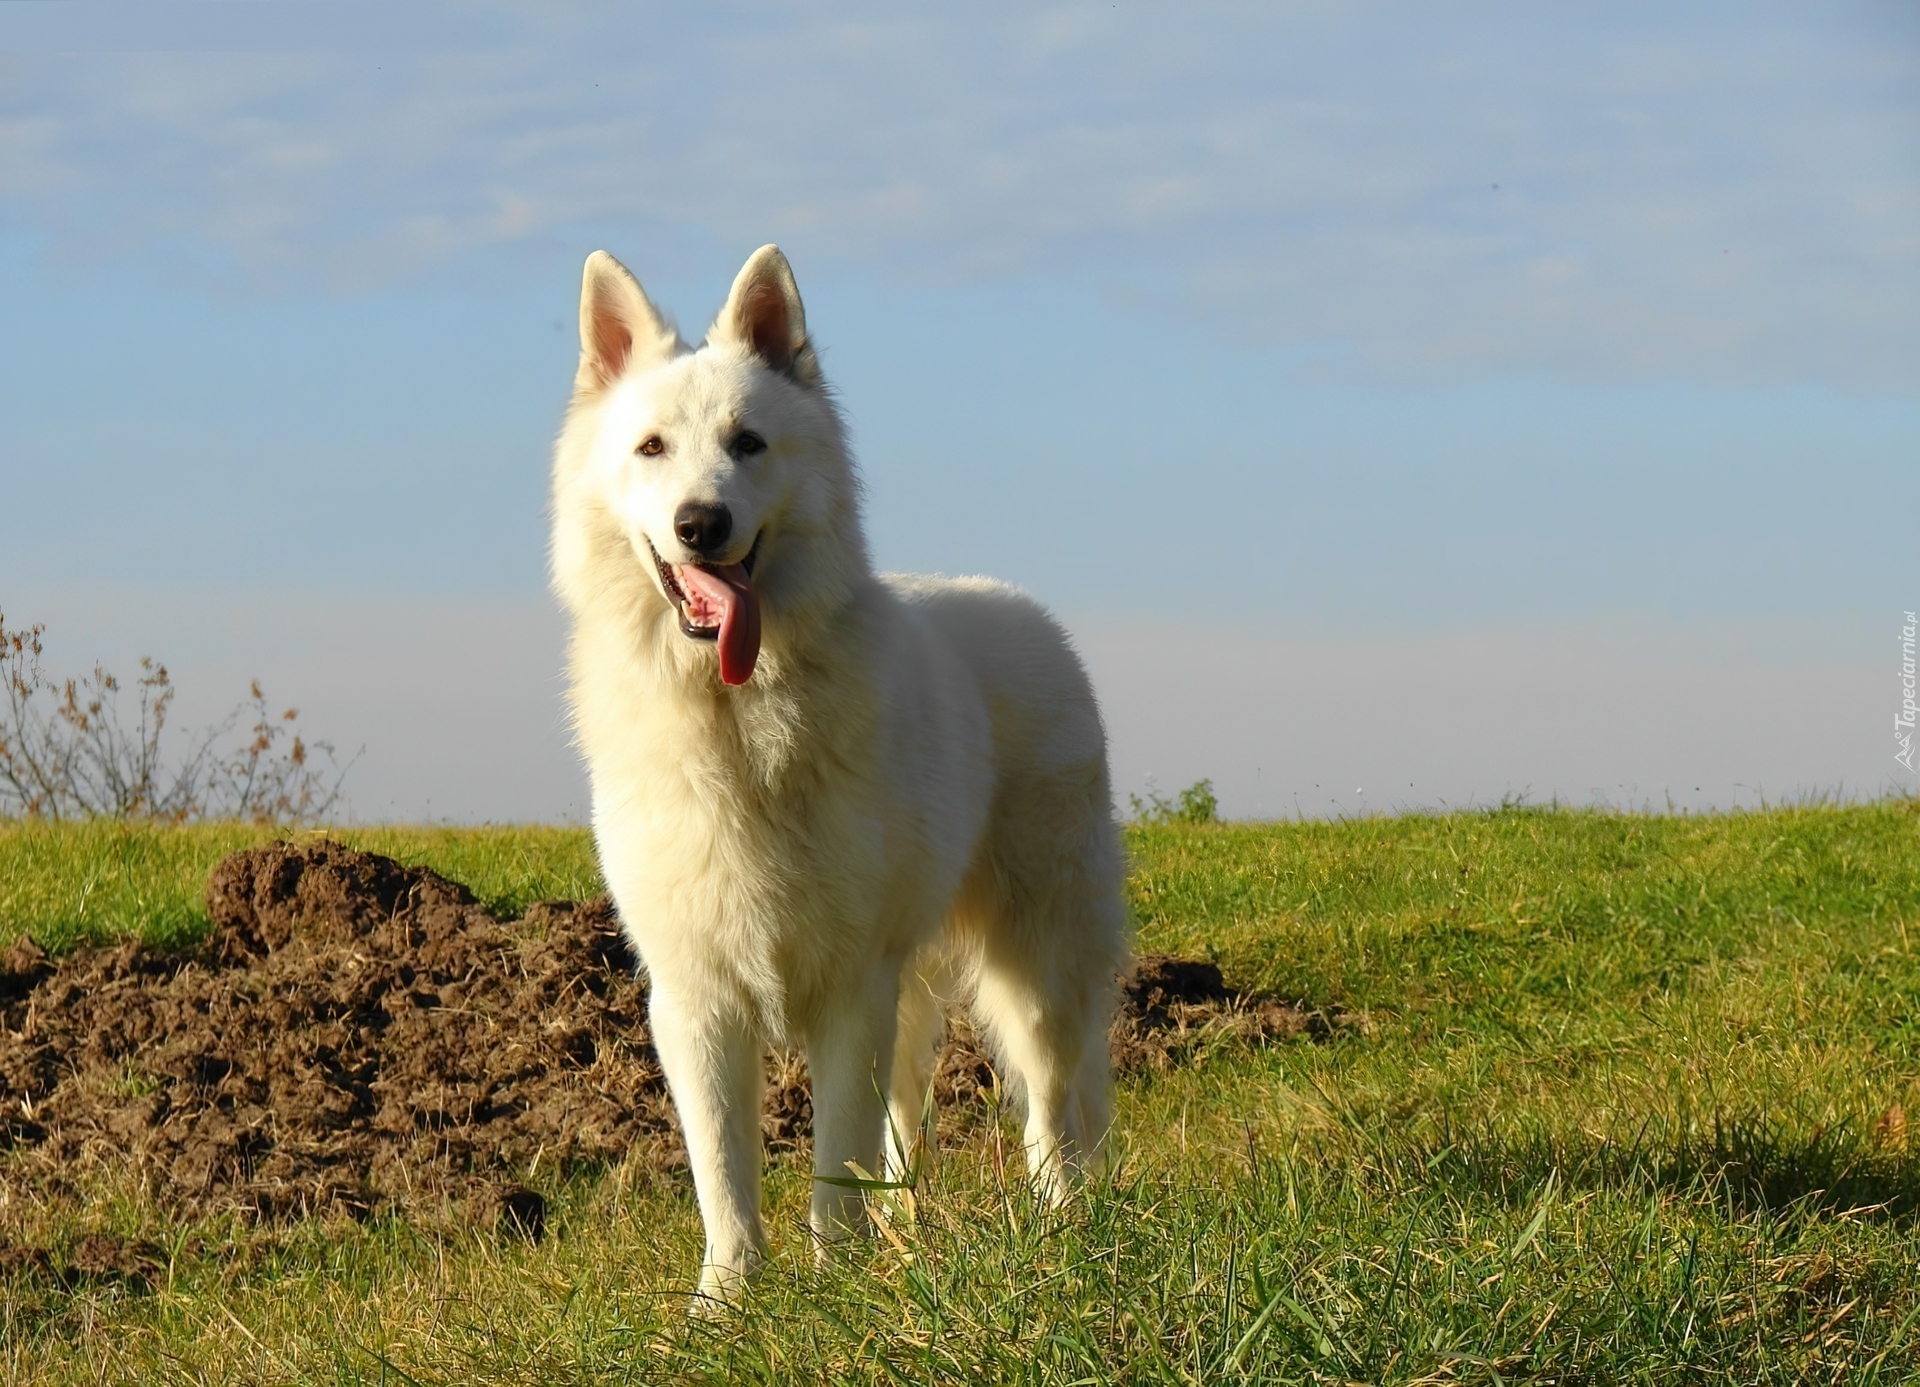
left=576, top=251, right=675, bottom=396
left=710, top=245, right=819, bottom=384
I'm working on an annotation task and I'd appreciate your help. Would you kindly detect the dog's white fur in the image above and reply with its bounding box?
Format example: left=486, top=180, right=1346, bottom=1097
left=550, top=245, right=1126, bottom=1303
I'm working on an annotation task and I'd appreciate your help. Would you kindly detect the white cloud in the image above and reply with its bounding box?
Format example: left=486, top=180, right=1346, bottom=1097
left=1, top=2, right=1915, bottom=384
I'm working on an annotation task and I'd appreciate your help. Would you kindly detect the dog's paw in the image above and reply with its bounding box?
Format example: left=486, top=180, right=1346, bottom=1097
left=688, top=1249, right=761, bottom=1316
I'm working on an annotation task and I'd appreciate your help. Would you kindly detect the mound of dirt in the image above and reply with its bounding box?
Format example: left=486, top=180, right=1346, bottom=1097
left=1113, top=953, right=1350, bottom=1071
left=0, top=842, right=1341, bottom=1236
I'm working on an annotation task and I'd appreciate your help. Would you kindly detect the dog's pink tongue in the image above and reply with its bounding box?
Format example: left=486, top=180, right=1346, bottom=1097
left=676, top=562, right=761, bottom=685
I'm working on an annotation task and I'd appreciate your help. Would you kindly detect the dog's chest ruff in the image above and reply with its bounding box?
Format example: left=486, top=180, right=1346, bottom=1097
left=594, top=674, right=899, bottom=1036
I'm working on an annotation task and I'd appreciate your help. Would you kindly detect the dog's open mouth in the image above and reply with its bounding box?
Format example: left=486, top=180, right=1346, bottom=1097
left=649, top=535, right=762, bottom=686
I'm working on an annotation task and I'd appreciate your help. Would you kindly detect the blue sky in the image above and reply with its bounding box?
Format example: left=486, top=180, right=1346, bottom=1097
left=2, top=2, right=1915, bottom=819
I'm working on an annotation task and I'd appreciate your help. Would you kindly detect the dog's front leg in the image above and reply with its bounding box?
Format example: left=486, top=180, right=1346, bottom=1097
left=805, top=961, right=902, bottom=1249
left=648, top=983, right=766, bottom=1307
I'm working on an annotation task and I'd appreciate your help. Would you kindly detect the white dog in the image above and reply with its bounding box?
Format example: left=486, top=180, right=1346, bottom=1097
left=549, top=245, right=1126, bottom=1303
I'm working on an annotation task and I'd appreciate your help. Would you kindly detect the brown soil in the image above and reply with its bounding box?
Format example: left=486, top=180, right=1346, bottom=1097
left=0, top=842, right=1344, bottom=1242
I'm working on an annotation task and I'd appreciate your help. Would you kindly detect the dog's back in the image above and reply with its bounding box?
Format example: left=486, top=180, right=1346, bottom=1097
left=886, top=573, right=1118, bottom=889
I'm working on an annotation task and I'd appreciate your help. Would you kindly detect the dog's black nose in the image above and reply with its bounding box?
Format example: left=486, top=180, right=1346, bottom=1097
left=673, top=502, right=732, bottom=555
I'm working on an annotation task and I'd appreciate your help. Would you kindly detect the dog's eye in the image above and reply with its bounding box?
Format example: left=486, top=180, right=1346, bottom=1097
left=733, top=431, right=767, bottom=457
left=637, top=435, right=665, bottom=457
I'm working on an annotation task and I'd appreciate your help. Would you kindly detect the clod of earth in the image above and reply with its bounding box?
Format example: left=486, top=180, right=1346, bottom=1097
left=0, top=1232, right=163, bottom=1291
left=0, top=843, right=1347, bottom=1242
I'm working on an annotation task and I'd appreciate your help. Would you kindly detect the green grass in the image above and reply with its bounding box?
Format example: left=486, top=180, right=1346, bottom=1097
left=4, top=801, right=1920, bottom=1383
left=0, top=819, right=606, bottom=953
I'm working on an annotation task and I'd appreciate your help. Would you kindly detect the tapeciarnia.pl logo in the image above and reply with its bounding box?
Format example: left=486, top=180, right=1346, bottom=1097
left=1899, top=611, right=1918, bottom=774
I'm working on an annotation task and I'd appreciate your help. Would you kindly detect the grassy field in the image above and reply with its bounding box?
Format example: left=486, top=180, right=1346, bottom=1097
left=4, top=801, right=1920, bottom=1383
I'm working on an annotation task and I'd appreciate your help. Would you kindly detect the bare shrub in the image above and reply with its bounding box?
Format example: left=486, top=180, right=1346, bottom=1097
left=0, top=609, right=351, bottom=823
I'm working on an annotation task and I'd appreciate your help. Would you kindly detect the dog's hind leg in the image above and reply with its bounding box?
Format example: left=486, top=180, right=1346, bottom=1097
left=885, top=960, right=948, bottom=1186
left=972, top=961, right=1082, bottom=1206
left=967, top=841, right=1126, bottom=1206
left=805, top=959, right=903, bottom=1248
left=1071, top=1011, right=1116, bottom=1177
left=647, top=984, right=766, bottom=1309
